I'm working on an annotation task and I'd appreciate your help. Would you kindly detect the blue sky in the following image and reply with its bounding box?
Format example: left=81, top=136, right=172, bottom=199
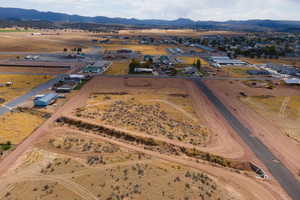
left=1, top=0, right=300, bottom=21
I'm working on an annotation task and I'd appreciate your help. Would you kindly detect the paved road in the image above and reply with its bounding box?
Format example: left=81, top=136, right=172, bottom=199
left=193, top=79, right=300, bottom=200
left=98, top=74, right=280, bottom=81
left=0, top=72, right=57, bottom=76
left=0, top=75, right=65, bottom=116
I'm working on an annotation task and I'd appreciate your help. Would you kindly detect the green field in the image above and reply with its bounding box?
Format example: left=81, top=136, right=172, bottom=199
left=0, top=29, right=32, bottom=33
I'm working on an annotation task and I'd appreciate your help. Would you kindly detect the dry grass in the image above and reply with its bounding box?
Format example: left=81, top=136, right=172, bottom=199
left=241, top=95, right=300, bottom=142
left=242, top=95, right=300, bottom=120
left=77, top=89, right=210, bottom=146
left=6, top=180, right=83, bottom=200
left=223, top=66, right=257, bottom=78
left=0, top=31, right=94, bottom=53
left=104, top=61, right=129, bottom=75
left=0, top=74, right=53, bottom=104
left=178, top=56, right=208, bottom=65
left=0, top=67, right=67, bottom=74
left=0, top=111, right=45, bottom=144
left=102, top=44, right=168, bottom=55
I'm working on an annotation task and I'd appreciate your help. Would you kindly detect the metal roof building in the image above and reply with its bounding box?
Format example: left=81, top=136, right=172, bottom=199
left=34, top=93, right=58, bottom=107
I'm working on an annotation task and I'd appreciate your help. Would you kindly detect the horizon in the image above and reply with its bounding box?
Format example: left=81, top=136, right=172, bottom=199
left=1, top=0, right=300, bottom=21
left=2, top=6, right=300, bottom=22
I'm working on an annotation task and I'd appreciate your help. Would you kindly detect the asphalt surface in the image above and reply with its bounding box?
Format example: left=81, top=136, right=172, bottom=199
left=0, top=74, right=65, bottom=116
left=0, top=72, right=56, bottom=76
left=193, top=79, right=300, bottom=200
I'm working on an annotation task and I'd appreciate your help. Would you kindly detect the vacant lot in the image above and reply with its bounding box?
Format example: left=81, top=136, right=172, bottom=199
left=0, top=31, right=94, bottom=53
left=178, top=56, right=208, bottom=65
left=0, top=66, right=67, bottom=74
left=76, top=89, right=209, bottom=146
left=241, top=95, right=300, bottom=142
left=0, top=130, right=238, bottom=200
left=104, top=61, right=129, bottom=75
left=0, top=109, right=48, bottom=144
left=102, top=44, right=168, bottom=55
left=223, top=66, right=258, bottom=78
left=0, top=74, right=53, bottom=104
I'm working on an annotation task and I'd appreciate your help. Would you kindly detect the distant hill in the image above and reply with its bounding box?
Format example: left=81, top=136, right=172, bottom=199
left=1, top=7, right=300, bottom=32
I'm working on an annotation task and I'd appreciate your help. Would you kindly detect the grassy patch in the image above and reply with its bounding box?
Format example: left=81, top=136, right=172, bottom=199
left=224, top=66, right=256, bottom=78
left=178, top=56, right=208, bottom=65
left=102, top=44, right=168, bottom=55
left=0, top=109, right=47, bottom=144
left=0, top=29, right=32, bottom=33
left=105, top=61, right=129, bottom=75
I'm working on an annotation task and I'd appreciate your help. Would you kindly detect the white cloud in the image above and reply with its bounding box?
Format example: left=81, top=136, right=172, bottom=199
left=1, top=0, right=300, bottom=20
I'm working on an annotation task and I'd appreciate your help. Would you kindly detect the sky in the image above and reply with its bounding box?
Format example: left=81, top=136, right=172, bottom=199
left=1, top=0, right=300, bottom=21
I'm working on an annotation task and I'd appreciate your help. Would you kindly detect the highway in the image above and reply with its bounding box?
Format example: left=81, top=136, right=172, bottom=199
left=0, top=75, right=65, bottom=116
left=193, top=79, right=300, bottom=200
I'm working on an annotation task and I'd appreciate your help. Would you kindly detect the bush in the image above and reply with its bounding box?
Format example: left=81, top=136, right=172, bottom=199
left=0, top=141, right=12, bottom=151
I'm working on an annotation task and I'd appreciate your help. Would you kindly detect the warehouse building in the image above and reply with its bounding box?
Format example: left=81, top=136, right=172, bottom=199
left=210, top=56, right=247, bottom=67
left=34, top=93, right=58, bottom=107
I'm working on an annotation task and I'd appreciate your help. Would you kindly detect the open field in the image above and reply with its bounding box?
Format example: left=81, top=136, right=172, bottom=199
left=0, top=77, right=291, bottom=200
left=205, top=79, right=300, bottom=178
left=0, top=28, right=32, bottom=33
left=241, top=58, right=300, bottom=67
left=101, top=44, right=169, bottom=55
left=0, top=74, right=53, bottom=104
left=222, top=66, right=258, bottom=78
left=241, top=95, right=300, bottom=142
left=104, top=61, right=129, bottom=75
left=0, top=131, right=240, bottom=200
left=76, top=89, right=209, bottom=146
left=0, top=108, right=49, bottom=144
left=0, top=31, right=95, bottom=52
left=178, top=56, right=209, bottom=65
left=0, top=66, right=68, bottom=74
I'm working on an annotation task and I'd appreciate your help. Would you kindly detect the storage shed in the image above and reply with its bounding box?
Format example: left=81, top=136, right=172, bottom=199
left=34, top=93, right=58, bottom=107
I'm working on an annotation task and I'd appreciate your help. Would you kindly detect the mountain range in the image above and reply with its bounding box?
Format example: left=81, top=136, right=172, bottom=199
left=1, top=7, right=300, bottom=32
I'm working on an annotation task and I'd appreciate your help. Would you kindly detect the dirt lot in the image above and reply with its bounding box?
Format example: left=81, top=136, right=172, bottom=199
left=205, top=79, right=300, bottom=178
left=76, top=89, right=209, bottom=146
left=0, top=128, right=287, bottom=200
left=0, top=74, right=53, bottom=104
left=0, top=77, right=291, bottom=200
